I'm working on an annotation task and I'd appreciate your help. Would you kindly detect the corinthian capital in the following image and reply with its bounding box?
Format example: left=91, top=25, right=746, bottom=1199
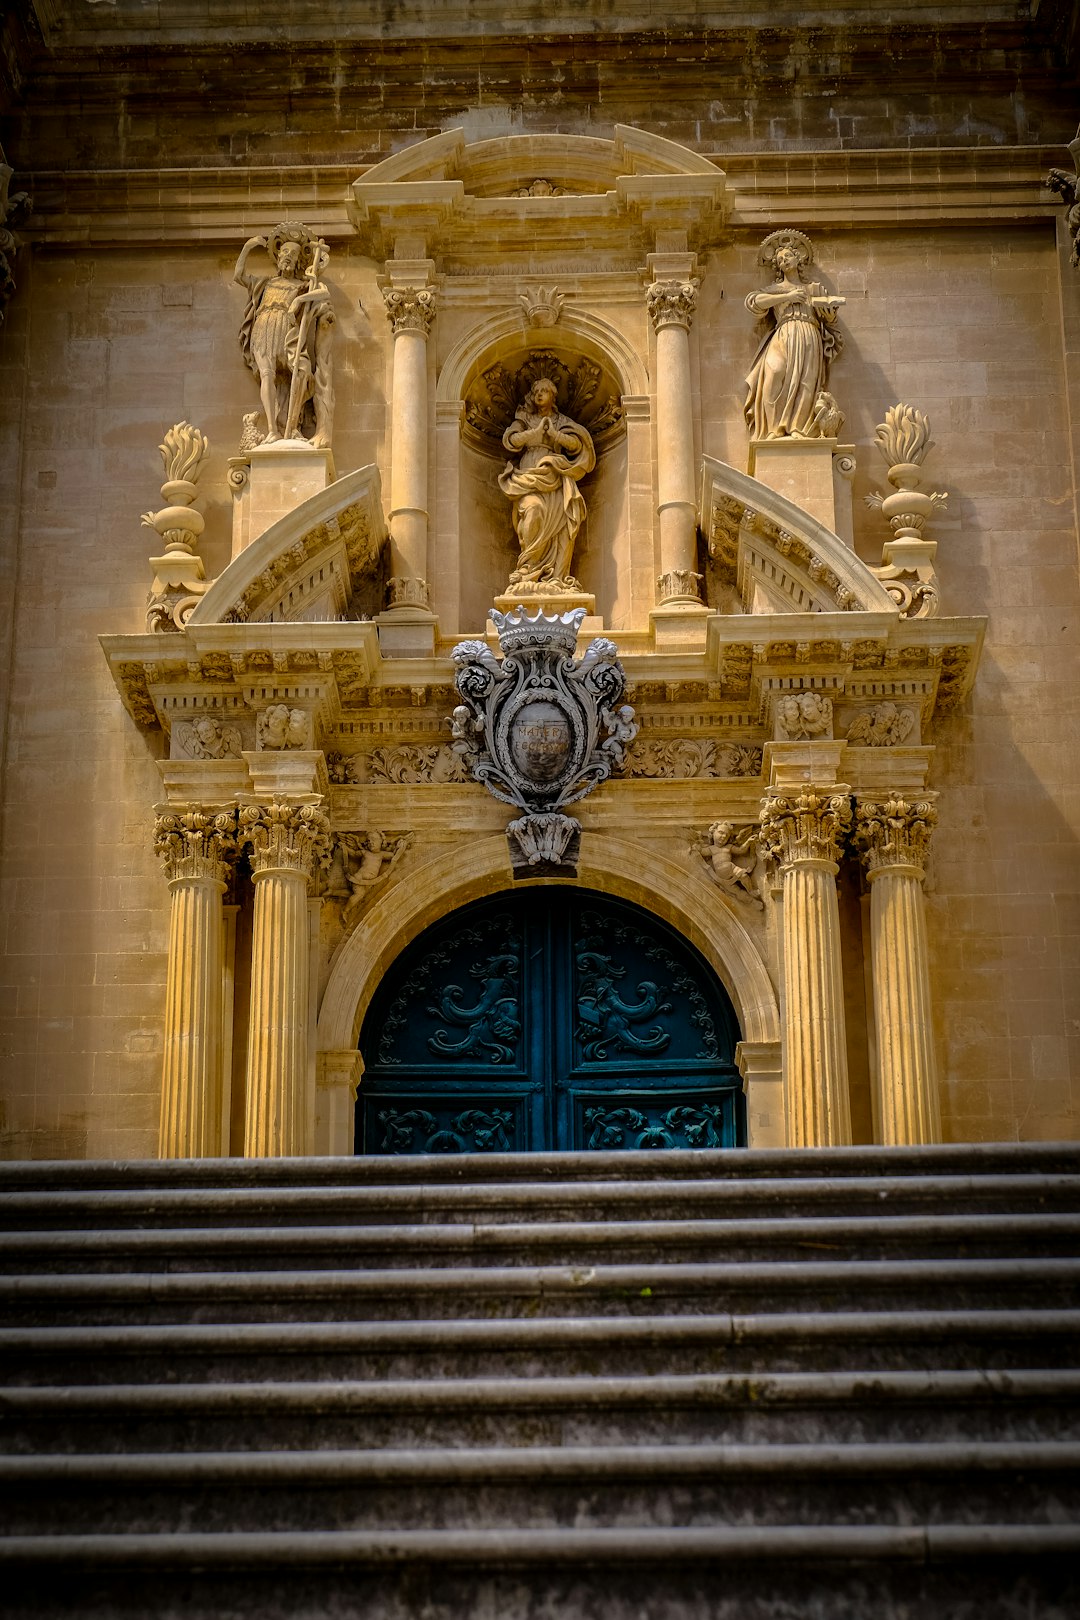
left=382, top=286, right=436, bottom=337
left=240, top=801, right=332, bottom=880
left=853, top=796, right=937, bottom=877
left=758, top=788, right=852, bottom=870
left=645, top=278, right=699, bottom=332
left=153, top=809, right=237, bottom=885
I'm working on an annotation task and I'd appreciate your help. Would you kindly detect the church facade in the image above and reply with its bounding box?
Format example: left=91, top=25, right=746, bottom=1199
left=0, top=1, right=1078, bottom=1161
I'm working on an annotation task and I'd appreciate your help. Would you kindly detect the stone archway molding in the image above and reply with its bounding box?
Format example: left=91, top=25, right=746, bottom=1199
left=316, top=829, right=781, bottom=1153
left=437, top=306, right=650, bottom=411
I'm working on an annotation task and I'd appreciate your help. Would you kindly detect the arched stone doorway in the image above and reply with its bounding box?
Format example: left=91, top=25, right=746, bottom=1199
left=356, top=887, right=745, bottom=1155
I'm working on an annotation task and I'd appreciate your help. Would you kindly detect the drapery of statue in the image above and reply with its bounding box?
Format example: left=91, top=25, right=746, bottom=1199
left=498, top=377, right=596, bottom=594
left=233, top=222, right=335, bottom=448
left=743, top=229, right=844, bottom=441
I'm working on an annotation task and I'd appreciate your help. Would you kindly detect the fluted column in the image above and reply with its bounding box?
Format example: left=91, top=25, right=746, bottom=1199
left=854, top=796, right=941, bottom=1145
left=153, top=809, right=237, bottom=1159
left=382, top=283, right=436, bottom=611
left=240, top=801, right=331, bottom=1157
left=646, top=276, right=701, bottom=605
left=759, top=788, right=853, bottom=1147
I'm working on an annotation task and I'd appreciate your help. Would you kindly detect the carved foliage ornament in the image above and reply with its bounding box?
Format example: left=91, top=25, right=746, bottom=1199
left=382, top=286, right=436, bottom=337
left=853, top=797, right=937, bottom=877
left=624, top=740, right=762, bottom=780
left=239, top=801, right=332, bottom=879
left=646, top=279, right=699, bottom=332
left=450, top=606, right=637, bottom=876
left=153, top=809, right=237, bottom=886
left=464, top=350, right=622, bottom=449
left=758, top=788, right=853, bottom=870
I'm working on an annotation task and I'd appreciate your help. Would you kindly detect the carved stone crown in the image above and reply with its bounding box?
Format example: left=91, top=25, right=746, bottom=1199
left=490, top=605, right=585, bottom=657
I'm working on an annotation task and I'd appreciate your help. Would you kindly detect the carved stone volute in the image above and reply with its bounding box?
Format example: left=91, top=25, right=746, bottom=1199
left=646, top=278, right=699, bottom=332
left=153, top=809, right=237, bottom=886
left=382, top=286, right=437, bottom=337
left=758, top=788, right=852, bottom=871
left=239, top=801, right=332, bottom=882
left=853, top=796, right=938, bottom=879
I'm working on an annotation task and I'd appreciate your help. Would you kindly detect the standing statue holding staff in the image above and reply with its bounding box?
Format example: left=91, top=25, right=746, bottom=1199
left=233, top=223, right=335, bottom=448
left=743, top=229, right=844, bottom=441
left=498, top=377, right=595, bottom=593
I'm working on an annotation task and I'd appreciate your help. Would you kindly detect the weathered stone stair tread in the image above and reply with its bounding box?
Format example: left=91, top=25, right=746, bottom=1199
left=5, top=1368, right=1076, bottom=1415
left=2, top=1171, right=1076, bottom=1225
left=1, top=1210, right=1075, bottom=1267
left=1, top=1524, right=1078, bottom=1569
left=4, top=1438, right=1078, bottom=1483
left=5, top=1307, right=1074, bottom=1357
left=0, top=1142, right=1077, bottom=1192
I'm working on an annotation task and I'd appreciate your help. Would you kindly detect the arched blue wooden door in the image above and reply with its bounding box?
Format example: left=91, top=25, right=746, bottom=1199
left=357, top=888, right=745, bottom=1154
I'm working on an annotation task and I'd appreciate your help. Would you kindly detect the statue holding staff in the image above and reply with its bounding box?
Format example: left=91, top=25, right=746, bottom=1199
left=233, top=222, right=335, bottom=448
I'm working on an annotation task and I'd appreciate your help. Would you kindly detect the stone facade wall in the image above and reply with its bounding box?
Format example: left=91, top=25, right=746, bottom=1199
left=0, top=7, right=1077, bottom=1156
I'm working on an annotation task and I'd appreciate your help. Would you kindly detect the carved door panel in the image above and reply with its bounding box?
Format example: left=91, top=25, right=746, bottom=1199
left=357, top=890, right=744, bottom=1155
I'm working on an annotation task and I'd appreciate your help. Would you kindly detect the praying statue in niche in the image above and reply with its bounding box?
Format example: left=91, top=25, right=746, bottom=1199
left=498, top=377, right=596, bottom=593
left=233, top=222, right=335, bottom=448
left=743, top=229, right=844, bottom=441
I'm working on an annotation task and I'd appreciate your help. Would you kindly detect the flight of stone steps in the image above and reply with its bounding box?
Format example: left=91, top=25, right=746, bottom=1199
left=0, top=1142, right=1078, bottom=1619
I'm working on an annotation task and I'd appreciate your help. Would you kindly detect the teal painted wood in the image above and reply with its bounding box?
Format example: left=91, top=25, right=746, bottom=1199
left=357, top=889, right=745, bottom=1154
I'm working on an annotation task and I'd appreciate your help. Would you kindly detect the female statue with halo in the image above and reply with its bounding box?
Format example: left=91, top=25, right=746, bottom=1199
left=498, top=376, right=596, bottom=593
left=743, top=229, right=844, bottom=441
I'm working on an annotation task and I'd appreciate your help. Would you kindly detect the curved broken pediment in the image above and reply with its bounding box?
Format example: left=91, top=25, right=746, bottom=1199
left=699, top=456, right=898, bottom=617
left=190, top=466, right=386, bottom=627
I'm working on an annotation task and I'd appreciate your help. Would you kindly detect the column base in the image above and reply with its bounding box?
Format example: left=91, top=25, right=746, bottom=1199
left=748, top=437, right=855, bottom=541
left=650, top=601, right=712, bottom=653
left=232, top=441, right=336, bottom=555
left=375, top=606, right=438, bottom=658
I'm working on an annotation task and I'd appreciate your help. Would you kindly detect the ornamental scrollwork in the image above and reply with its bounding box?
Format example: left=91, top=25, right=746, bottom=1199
left=378, top=1106, right=515, bottom=1155
left=758, top=788, right=852, bottom=870
left=376, top=915, right=520, bottom=1067
left=575, top=949, right=672, bottom=1062
left=153, top=808, right=238, bottom=885
left=624, top=740, right=762, bottom=780
left=584, top=1103, right=724, bottom=1151
left=450, top=607, right=637, bottom=877
left=853, top=796, right=937, bottom=877
left=427, top=951, right=521, bottom=1065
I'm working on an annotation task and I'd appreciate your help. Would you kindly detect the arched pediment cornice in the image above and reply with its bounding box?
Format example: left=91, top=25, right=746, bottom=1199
left=189, top=465, right=387, bottom=627
left=317, top=831, right=779, bottom=1054
left=699, top=455, right=898, bottom=616
left=349, top=125, right=727, bottom=263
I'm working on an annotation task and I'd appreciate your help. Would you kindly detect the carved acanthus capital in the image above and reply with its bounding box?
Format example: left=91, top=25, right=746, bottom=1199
left=853, top=796, right=937, bottom=878
left=382, top=286, right=436, bottom=337
left=153, top=809, right=237, bottom=886
left=239, top=801, right=332, bottom=881
left=758, top=788, right=852, bottom=870
left=646, top=278, right=699, bottom=332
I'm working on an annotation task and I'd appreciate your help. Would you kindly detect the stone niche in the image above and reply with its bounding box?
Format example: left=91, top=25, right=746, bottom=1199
left=350, top=125, right=728, bottom=640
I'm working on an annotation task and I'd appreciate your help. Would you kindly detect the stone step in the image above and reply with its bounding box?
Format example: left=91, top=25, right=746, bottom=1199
left=0, top=1210, right=1075, bottom=1273
left=2, top=1171, right=1077, bottom=1228
left=3, top=1370, right=1077, bottom=1454
left=2, top=1441, right=1078, bottom=1535
left=3, top=1255, right=1076, bottom=1327
left=1, top=1142, right=1076, bottom=1191
left=3, top=1309, right=1077, bottom=1383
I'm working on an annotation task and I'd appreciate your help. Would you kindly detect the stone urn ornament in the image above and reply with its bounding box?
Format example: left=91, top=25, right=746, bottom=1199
left=450, top=606, right=638, bottom=877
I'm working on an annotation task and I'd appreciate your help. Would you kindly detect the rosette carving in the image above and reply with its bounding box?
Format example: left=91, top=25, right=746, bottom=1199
left=239, top=801, right=332, bottom=879
left=853, top=796, right=937, bottom=877
left=758, top=788, right=852, bottom=869
left=153, top=809, right=238, bottom=885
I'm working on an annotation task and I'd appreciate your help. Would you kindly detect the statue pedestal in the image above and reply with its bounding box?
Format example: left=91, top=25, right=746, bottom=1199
left=748, top=438, right=855, bottom=545
left=230, top=441, right=336, bottom=556
left=375, top=606, right=438, bottom=659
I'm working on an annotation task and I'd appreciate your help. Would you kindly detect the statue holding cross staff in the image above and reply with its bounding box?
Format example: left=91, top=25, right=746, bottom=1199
left=233, top=222, right=335, bottom=448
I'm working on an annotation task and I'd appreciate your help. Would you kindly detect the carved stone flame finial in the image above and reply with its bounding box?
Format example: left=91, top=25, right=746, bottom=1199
left=865, top=403, right=947, bottom=620
left=143, top=422, right=212, bottom=633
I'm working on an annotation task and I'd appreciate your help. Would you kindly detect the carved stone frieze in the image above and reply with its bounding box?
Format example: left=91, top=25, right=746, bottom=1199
left=451, top=606, right=636, bottom=877
left=646, top=278, right=699, bottom=332
left=758, top=788, right=852, bottom=869
left=846, top=703, right=916, bottom=747
left=624, top=739, right=762, bottom=780
left=174, top=717, right=243, bottom=760
left=256, top=704, right=309, bottom=750
left=153, top=809, right=237, bottom=886
left=774, top=691, right=833, bottom=740
left=239, top=801, right=332, bottom=879
left=853, top=796, right=937, bottom=877
left=327, top=745, right=470, bottom=786
left=382, top=286, right=436, bottom=337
